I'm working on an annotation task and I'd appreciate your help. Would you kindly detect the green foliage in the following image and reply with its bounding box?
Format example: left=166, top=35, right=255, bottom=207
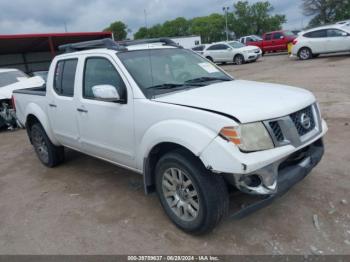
left=303, top=0, right=350, bottom=27
left=104, top=21, right=128, bottom=40
left=229, top=1, right=286, bottom=37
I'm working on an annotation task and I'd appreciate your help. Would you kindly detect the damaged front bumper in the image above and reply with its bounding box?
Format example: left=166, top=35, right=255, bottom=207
left=231, top=138, right=324, bottom=218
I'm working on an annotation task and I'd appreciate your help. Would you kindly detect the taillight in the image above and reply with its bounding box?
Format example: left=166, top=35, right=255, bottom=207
left=292, top=39, right=298, bottom=45
left=11, top=95, right=16, bottom=111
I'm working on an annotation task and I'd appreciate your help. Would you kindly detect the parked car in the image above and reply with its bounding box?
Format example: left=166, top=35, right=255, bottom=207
left=191, top=44, right=208, bottom=55
left=0, top=69, right=44, bottom=129
left=30, top=71, right=48, bottom=82
left=242, top=30, right=296, bottom=55
left=292, top=24, right=350, bottom=60
left=203, top=41, right=262, bottom=65
left=239, top=35, right=263, bottom=45
left=13, top=38, right=327, bottom=234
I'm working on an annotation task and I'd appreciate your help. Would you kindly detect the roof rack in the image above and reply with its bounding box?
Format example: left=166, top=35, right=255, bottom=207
left=58, top=38, right=127, bottom=53
left=118, top=38, right=183, bottom=48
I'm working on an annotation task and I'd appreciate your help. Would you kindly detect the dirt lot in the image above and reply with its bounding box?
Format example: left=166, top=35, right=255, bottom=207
left=0, top=53, right=349, bottom=255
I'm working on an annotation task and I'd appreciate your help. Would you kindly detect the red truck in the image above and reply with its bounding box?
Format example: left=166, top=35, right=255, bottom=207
left=239, top=30, right=296, bottom=55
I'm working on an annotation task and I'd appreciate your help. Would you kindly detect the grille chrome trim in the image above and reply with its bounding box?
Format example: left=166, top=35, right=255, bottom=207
left=264, top=103, right=322, bottom=148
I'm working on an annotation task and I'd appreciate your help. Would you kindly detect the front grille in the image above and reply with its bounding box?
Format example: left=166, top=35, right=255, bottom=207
left=290, top=106, right=315, bottom=136
left=269, top=121, right=284, bottom=142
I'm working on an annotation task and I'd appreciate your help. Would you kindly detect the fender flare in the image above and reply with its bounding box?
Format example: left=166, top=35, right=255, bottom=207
left=25, top=103, right=60, bottom=145
left=136, top=120, right=218, bottom=170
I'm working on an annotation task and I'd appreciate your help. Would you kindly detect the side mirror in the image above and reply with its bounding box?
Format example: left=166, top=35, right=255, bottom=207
left=92, top=85, right=123, bottom=102
left=341, top=32, right=348, bottom=36
left=280, top=35, right=285, bottom=39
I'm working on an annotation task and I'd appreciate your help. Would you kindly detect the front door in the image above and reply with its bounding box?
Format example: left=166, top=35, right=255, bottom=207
left=76, top=55, right=135, bottom=167
left=326, top=29, right=350, bottom=52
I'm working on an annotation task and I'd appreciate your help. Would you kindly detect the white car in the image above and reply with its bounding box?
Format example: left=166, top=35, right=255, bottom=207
left=292, top=24, right=350, bottom=60
left=13, top=38, right=327, bottom=234
left=0, top=69, right=44, bottom=129
left=203, top=41, right=262, bottom=65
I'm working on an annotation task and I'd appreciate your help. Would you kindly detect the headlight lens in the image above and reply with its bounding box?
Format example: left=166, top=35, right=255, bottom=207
left=220, top=122, right=274, bottom=152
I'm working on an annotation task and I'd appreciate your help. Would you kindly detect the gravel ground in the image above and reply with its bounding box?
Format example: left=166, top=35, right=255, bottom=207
left=0, top=53, right=349, bottom=255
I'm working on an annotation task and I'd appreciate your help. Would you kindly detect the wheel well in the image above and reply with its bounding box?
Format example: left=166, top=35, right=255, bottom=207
left=298, top=46, right=312, bottom=55
left=143, top=142, right=201, bottom=194
left=25, top=114, right=40, bottom=143
left=206, top=56, right=213, bottom=61
left=234, top=53, right=243, bottom=60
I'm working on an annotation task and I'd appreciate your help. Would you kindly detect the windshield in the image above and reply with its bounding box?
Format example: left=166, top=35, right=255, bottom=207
left=251, top=35, right=262, bottom=41
left=0, top=70, right=28, bottom=88
left=228, top=41, right=245, bottom=48
left=117, top=48, right=232, bottom=98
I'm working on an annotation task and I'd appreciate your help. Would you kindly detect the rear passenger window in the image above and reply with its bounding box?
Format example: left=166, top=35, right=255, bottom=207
left=264, top=34, right=272, bottom=40
left=53, top=59, right=78, bottom=97
left=304, top=30, right=327, bottom=38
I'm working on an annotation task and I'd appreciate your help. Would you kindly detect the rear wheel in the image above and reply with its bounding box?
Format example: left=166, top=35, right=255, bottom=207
left=298, top=47, right=312, bottom=60
left=30, top=123, right=64, bottom=167
left=206, top=56, right=213, bottom=62
left=155, top=149, right=229, bottom=234
left=234, top=54, right=245, bottom=65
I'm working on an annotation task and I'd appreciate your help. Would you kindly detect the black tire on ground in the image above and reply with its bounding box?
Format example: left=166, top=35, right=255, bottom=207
left=262, top=51, right=265, bottom=56
left=30, top=123, right=65, bottom=167
left=155, top=149, right=229, bottom=234
left=234, top=54, right=245, bottom=65
left=298, top=47, right=313, bottom=60
left=206, top=56, right=213, bottom=62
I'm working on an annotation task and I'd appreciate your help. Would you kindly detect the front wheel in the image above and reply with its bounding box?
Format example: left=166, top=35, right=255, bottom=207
left=298, top=47, right=312, bottom=60
left=155, top=149, right=229, bottom=234
left=234, top=54, right=245, bottom=65
left=30, top=123, right=65, bottom=167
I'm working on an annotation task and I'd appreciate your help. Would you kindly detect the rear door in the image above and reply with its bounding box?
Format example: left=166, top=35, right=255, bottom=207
left=47, top=58, right=80, bottom=148
left=303, top=29, right=327, bottom=53
left=76, top=55, right=135, bottom=167
left=263, top=33, right=273, bottom=51
left=206, top=44, right=231, bottom=62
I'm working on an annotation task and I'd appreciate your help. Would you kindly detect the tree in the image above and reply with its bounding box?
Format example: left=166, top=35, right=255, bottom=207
left=302, top=0, right=350, bottom=27
left=190, top=14, right=225, bottom=43
left=229, top=1, right=286, bottom=37
left=104, top=21, right=128, bottom=40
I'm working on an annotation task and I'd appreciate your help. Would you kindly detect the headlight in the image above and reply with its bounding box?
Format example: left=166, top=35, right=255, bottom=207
left=219, top=122, right=274, bottom=152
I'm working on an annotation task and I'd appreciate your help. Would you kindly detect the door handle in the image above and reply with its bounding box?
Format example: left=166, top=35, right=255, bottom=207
left=77, top=108, right=88, bottom=113
left=49, top=104, right=57, bottom=108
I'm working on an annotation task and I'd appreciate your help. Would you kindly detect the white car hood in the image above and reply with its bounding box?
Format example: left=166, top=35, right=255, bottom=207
left=0, top=76, right=44, bottom=100
left=238, top=45, right=259, bottom=52
left=153, top=80, right=315, bottom=123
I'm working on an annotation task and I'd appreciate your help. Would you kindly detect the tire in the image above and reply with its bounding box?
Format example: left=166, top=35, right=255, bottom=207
left=30, top=123, right=64, bottom=167
left=234, top=54, right=245, bottom=65
left=298, top=47, right=312, bottom=60
left=206, top=56, right=213, bottom=62
left=155, top=149, right=229, bottom=234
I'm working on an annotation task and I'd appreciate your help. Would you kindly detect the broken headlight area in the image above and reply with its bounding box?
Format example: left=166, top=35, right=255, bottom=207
left=0, top=100, right=21, bottom=130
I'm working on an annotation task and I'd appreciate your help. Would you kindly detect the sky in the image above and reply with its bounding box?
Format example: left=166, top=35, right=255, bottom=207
left=0, top=0, right=310, bottom=35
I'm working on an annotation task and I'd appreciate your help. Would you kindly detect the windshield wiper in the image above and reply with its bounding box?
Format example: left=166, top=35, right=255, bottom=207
left=146, top=83, right=185, bottom=90
left=185, top=76, right=231, bottom=84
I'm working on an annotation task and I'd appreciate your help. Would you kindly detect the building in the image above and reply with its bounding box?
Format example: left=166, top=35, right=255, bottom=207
left=170, top=36, right=201, bottom=49
left=0, top=32, right=112, bottom=74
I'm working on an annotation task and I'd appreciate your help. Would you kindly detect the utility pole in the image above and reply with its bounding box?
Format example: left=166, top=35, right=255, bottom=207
left=222, top=6, right=230, bottom=41
left=144, top=9, right=148, bottom=37
left=64, top=22, right=68, bottom=33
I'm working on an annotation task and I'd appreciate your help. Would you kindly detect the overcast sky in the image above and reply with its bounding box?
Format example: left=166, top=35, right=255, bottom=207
left=0, top=0, right=309, bottom=35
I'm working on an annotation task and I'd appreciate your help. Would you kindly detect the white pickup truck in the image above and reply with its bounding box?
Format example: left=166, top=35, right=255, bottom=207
left=13, top=39, right=327, bottom=234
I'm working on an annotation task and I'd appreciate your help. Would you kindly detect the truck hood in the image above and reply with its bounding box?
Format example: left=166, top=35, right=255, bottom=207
left=0, top=76, right=44, bottom=100
left=153, top=80, right=315, bottom=123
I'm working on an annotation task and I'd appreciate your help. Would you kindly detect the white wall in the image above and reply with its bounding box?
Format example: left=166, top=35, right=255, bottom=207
left=170, top=36, right=201, bottom=49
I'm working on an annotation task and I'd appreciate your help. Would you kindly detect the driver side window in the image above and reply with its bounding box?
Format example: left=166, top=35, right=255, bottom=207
left=83, top=57, right=126, bottom=100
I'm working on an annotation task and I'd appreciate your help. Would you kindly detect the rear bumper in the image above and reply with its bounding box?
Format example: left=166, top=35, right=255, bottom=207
left=231, top=138, right=324, bottom=219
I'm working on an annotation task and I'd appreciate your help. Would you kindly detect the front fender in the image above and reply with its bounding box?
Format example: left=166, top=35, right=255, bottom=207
left=136, top=119, right=218, bottom=171
left=25, top=103, right=60, bottom=145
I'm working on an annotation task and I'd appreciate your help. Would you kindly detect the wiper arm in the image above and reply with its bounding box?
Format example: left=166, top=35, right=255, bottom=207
left=146, top=83, right=185, bottom=90
left=185, top=76, right=231, bottom=84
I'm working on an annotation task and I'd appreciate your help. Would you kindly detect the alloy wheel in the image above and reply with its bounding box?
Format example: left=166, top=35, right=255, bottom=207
left=162, top=167, right=199, bottom=221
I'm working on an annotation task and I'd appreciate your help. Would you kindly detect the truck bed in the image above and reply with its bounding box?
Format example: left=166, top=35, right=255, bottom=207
left=13, top=85, right=46, bottom=96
